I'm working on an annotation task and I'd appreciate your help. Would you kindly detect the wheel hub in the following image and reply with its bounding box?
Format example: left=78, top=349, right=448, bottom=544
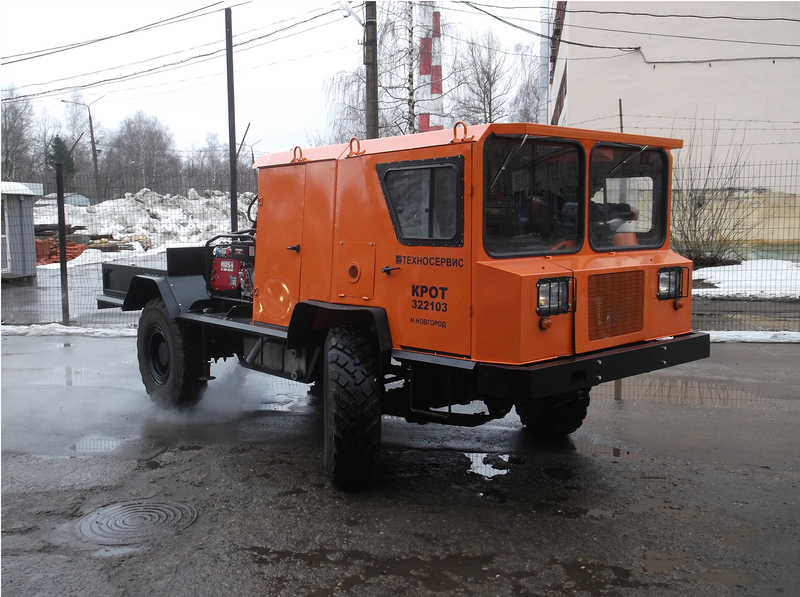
left=147, top=327, right=170, bottom=385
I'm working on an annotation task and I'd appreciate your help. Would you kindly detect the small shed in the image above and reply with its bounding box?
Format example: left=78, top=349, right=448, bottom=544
left=2, top=181, right=43, bottom=282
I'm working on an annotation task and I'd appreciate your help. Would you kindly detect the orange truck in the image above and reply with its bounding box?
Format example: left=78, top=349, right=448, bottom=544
left=99, top=122, right=709, bottom=487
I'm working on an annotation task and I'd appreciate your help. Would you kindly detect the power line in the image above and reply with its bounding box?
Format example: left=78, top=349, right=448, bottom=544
left=565, top=21, right=800, bottom=50
left=2, top=7, right=344, bottom=103
left=10, top=4, right=343, bottom=92
left=565, top=8, right=800, bottom=25
left=0, top=2, right=230, bottom=65
left=461, top=2, right=800, bottom=24
left=450, top=2, right=800, bottom=64
left=457, top=1, right=639, bottom=52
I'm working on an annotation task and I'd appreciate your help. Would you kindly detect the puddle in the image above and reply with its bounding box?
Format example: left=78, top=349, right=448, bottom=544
left=593, top=378, right=770, bottom=407
left=244, top=401, right=292, bottom=412
left=242, top=397, right=294, bottom=412
left=73, top=437, right=125, bottom=453
left=645, top=550, right=756, bottom=587
left=71, top=435, right=167, bottom=460
left=632, top=471, right=672, bottom=489
left=644, top=549, right=693, bottom=573
left=573, top=441, right=652, bottom=463
left=465, top=453, right=510, bottom=478
left=556, top=558, right=645, bottom=591
left=18, top=367, right=94, bottom=387
left=245, top=547, right=529, bottom=593
left=685, top=569, right=756, bottom=587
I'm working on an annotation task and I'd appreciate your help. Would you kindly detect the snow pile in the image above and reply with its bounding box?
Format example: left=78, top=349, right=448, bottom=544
left=693, top=259, right=800, bottom=299
left=710, top=331, right=800, bottom=343
left=1, top=324, right=138, bottom=337
left=34, top=188, right=254, bottom=249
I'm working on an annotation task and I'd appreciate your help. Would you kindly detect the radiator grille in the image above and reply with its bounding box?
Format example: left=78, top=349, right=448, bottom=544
left=587, top=271, right=644, bottom=341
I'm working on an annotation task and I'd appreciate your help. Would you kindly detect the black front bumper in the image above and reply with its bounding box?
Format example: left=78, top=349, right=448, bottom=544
left=476, top=332, right=710, bottom=401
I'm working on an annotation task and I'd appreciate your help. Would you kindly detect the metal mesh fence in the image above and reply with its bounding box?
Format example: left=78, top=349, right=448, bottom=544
left=2, top=162, right=799, bottom=331
left=676, top=161, right=800, bottom=331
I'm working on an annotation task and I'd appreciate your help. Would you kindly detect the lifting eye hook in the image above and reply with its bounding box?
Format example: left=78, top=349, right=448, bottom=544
left=347, top=137, right=366, bottom=158
left=291, top=146, right=307, bottom=163
left=450, top=121, right=474, bottom=144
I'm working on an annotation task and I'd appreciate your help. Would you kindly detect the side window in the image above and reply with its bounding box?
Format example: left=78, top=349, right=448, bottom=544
left=377, top=156, right=464, bottom=246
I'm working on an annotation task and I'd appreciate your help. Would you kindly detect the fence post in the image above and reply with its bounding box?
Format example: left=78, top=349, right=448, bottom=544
left=55, top=163, right=70, bottom=325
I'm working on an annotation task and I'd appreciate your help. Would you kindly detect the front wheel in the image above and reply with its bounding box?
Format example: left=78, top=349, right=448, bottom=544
left=323, top=325, right=382, bottom=488
left=137, top=298, right=206, bottom=408
left=516, top=390, right=590, bottom=439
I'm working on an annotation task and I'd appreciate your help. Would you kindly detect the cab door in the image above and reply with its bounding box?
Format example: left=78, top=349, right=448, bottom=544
left=253, top=164, right=305, bottom=327
left=373, top=149, right=472, bottom=358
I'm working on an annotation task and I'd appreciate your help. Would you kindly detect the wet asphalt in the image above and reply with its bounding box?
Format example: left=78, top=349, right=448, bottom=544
left=1, top=335, right=798, bottom=596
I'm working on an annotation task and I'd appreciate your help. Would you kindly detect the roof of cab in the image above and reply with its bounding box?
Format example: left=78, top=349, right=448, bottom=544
left=253, top=122, right=682, bottom=169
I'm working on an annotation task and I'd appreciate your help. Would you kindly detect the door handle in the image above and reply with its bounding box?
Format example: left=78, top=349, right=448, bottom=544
left=381, top=266, right=400, bottom=275
left=287, top=245, right=300, bottom=253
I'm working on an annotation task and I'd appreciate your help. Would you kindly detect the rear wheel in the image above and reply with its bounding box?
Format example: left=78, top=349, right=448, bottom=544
left=137, top=298, right=206, bottom=408
left=516, top=390, right=590, bottom=439
left=323, top=325, right=382, bottom=488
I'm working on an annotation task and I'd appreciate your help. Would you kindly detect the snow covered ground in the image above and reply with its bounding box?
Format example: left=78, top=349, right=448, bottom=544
left=693, top=259, right=800, bottom=300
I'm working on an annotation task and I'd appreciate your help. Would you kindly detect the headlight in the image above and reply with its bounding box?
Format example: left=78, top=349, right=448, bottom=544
left=657, top=268, right=683, bottom=300
left=537, top=277, right=571, bottom=315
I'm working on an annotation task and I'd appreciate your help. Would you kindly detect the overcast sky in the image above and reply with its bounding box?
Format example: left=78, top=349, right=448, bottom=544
left=1, top=0, right=543, bottom=157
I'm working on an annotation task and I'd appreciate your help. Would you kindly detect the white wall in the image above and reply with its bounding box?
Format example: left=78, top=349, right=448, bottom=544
left=551, top=1, right=800, bottom=164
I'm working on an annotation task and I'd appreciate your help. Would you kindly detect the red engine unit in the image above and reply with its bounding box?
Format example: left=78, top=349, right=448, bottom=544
left=210, top=257, right=242, bottom=291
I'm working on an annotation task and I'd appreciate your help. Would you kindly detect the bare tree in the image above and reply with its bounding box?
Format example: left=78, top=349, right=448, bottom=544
left=322, top=66, right=367, bottom=144
left=1, top=88, right=36, bottom=181
left=196, top=134, right=228, bottom=189
left=509, top=42, right=541, bottom=123
left=104, top=111, right=181, bottom=196
left=671, top=121, right=756, bottom=268
left=34, top=109, right=61, bottom=179
left=453, top=30, right=513, bottom=125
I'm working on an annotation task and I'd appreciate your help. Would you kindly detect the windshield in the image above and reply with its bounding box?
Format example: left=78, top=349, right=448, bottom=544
left=483, top=136, right=583, bottom=257
left=588, top=144, right=668, bottom=250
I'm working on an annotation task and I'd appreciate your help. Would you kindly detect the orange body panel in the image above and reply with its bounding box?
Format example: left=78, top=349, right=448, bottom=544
left=473, top=259, right=574, bottom=364
left=333, top=145, right=473, bottom=357
left=254, top=122, right=692, bottom=366
left=253, top=165, right=305, bottom=327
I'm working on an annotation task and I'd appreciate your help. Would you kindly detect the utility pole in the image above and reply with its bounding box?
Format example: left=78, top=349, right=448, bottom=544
left=61, top=96, right=103, bottom=203
left=364, top=2, right=379, bottom=139
left=225, top=7, right=238, bottom=233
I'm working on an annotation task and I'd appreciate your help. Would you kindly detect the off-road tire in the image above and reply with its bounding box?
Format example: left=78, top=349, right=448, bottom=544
left=517, top=390, right=590, bottom=439
left=137, top=298, right=206, bottom=408
left=323, top=325, right=381, bottom=488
